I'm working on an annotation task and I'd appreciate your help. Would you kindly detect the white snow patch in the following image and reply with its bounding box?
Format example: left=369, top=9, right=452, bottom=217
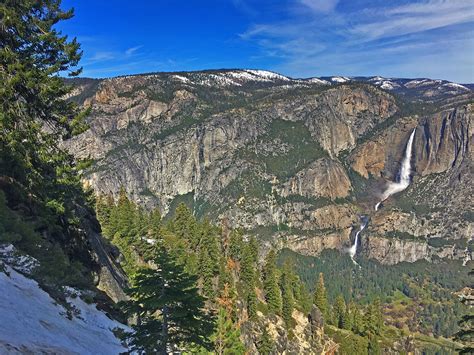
left=369, top=76, right=386, bottom=82
left=244, top=69, right=290, bottom=81
left=380, top=81, right=398, bottom=90
left=0, top=244, right=39, bottom=274
left=443, top=82, right=469, bottom=91
left=331, top=76, right=350, bottom=83
left=225, top=71, right=261, bottom=81
left=306, top=77, right=331, bottom=85
left=172, top=75, right=191, bottom=84
left=197, top=74, right=242, bottom=87
left=404, top=79, right=442, bottom=88
left=0, top=264, right=129, bottom=354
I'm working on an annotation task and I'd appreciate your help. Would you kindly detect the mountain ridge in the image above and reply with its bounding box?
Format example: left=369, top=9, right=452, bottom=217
left=64, top=70, right=473, bottom=267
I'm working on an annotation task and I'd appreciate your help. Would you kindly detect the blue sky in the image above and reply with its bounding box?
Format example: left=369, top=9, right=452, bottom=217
left=59, top=0, right=474, bottom=82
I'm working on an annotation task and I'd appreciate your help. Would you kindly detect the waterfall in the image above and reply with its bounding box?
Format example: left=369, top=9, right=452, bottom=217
left=375, top=128, right=416, bottom=211
left=349, top=216, right=367, bottom=263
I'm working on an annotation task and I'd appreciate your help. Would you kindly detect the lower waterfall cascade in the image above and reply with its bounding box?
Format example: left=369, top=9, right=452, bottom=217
left=349, top=216, right=368, bottom=263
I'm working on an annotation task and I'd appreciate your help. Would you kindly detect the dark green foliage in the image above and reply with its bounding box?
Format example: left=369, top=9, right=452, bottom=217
left=363, top=299, right=384, bottom=337
left=454, top=269, right=474, bottom=354
left=240, top=241, right=258, bottom=319
left=333, top=295, right=346, bottom=328
left=0, top=0, right=98, bottom=291
left=326, top=326, right=369, bottom=355
left=367, top=334, right=381, bottom=355
left=263, top=250, right=282, bottom=314
left=278, top=248, right=470, bottom=337
left=237, top=119, right=328, bottom=179
left=257, top=326, right=274, bottom=355
left=214, top=308, right=245, bottom=355
left=121, top=246, right=215, bottom=353
left=280, top=262, right=295, bottom=330
left=313, top=273, right=329, bottom=321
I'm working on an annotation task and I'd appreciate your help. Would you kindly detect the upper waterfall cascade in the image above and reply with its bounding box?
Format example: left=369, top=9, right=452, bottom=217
left=375, top=128, right=417, bottom=211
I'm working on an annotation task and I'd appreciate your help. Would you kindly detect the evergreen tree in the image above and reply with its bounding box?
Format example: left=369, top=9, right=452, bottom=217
left=349, top=302, right=364, bottom=335
left=280, top=262, right=294, bottom=330
left=172, top=203, right=199, bottom=246
left=257, top=326, right=274, bottom=355
left=214, top=308, right=245, bottom=355
left=95, top=194, right=113, bottom=229
left=0, top=0, right=94, bottom=284
left=247, top=290, right=258, bottom=320
left=197, top=220, right=221, bottom=298
left=229, top=230, right=244, bottom=261
left=313, top=273, right=329, bottom=321
left=263, top=250, right=282, bottom=314
left=121, top=246, right=215, bottom=354
left=240, top=242, right=256, bottom=286
left=333, top=295, right=346, bottom=329
left=341, top=306, right=352, bottom=331
left=238, top=241, right=258, bottom=319
left=367, top=334, right=381, bottom=355
left=148, top=208, right=162, bottom=235
left=364, top=299, right=384, bottom=336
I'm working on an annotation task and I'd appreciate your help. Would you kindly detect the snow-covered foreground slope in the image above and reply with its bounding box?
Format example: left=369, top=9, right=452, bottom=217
left=0, top=264, right=129, bottom=354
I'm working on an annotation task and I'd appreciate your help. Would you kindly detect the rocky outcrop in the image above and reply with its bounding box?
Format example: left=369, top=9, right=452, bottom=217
left=279, top=158, right=352, bottom=199
left=349, top=117, right=418, bottom=179
left=415, top=105, right=472, bottom=175
left=241, top=309, right=337, bottom=354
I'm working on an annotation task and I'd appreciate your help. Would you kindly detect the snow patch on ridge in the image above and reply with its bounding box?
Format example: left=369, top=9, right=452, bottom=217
left=331, top=76, right=351, bottom=83
left=306, top=77, right=331, bottom=85
left=0, top=244, right=39, bottom=274
left=244, top=69, right=290, bottom=81
left=0, top=254, right=129, bottom=354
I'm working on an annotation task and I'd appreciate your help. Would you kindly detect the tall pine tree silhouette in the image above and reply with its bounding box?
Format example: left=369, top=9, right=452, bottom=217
left=121, top=245, right=215, bottom=354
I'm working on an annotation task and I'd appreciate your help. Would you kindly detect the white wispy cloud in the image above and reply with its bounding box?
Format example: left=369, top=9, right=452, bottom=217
left=351, top=0, right=474, bottom=40
left=125, top=45, right=143, bottom=56
left=240, top=0, right=474, bottom=81
left=299, top=0, right=339, bottom=13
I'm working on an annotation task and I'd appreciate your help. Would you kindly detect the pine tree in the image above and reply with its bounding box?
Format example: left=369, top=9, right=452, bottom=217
left=240, top=241, right=257, bottom=319
left=172, top=203, right=199, bottom=246
left=367, top=334, right=381, bottom=355
left=313, top=273, right=329, bottom=321
left=107, top=187, right=135, bottom=241
left=247, top=290, right=258, bottom=320
left=257, top=326, right=274, bottom=355
left=333, top=295, right=346, bottom=328
left=263, top=250, right=282, bottom=314
left=0, top=1, right=93, bottom=279
left=214, top=308, right=245, bottom=355
left=229, top=230, right=244, bottom=261
left=280, top=262, right=294, bottom=330
left=349, top=302, right=364, bottom=335
left=240, top=242, right=256, bottom=286
left=342, top=306, right=352, bottom=330
left=121, top=246, right=215, bottom=354
left=364, top=298, right=384, bottom=336
left=95, top=194, right=113, bottom=229
left=148, top=208, right=162, bottom=235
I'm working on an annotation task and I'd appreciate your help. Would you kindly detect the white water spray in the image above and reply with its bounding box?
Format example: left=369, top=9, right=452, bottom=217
left=349, top=216, right=367, bottom=263
left=375, top=128, right=416, bottom=211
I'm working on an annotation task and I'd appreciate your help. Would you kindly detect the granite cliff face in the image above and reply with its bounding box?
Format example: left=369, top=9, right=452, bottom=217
left=65, top=70, right=474, bottom=265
